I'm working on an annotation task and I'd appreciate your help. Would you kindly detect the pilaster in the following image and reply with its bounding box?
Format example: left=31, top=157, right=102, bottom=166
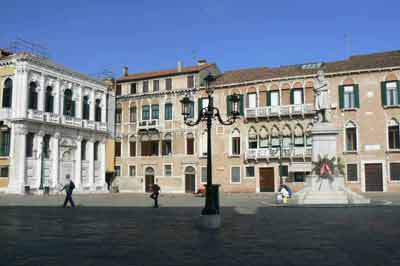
left=75, top=136, right=82, bottom=189
left=87, top=138, right=94, bottom=190
left=51, top=132, right=60, bottom=189
left=7, top=125, right=27, bottom=193
left=34, top=131, right=44, bottom=189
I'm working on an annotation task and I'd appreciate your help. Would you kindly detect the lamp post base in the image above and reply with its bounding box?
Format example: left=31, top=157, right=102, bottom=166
left=199, top=214, right=221, bottom=229
left=201, top=184, right=220, bottom=215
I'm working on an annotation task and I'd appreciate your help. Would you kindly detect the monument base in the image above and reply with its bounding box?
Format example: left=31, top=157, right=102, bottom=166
left=198, top=214, right=221, bottom=229
left=296, top=175, right=370, bottom=204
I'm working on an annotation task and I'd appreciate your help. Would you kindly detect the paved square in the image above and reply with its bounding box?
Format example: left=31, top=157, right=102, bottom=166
left=1, top=201, right=399, bottom=266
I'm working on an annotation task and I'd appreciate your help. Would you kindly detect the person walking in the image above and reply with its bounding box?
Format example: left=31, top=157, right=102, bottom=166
left=150, top=183, right=160, bottom=208
left=60, top=175, right=76, bottom=208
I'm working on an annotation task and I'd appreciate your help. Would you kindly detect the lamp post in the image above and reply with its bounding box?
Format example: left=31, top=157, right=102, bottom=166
left=180, top=74, right=240, bottom=221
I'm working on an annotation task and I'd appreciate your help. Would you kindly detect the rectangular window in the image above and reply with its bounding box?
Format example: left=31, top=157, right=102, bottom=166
left=293, top=89, right=303, bottom=105
left=346, top=164, right=358, bottom=181
left=248, top=137, right=257, bottom=149
left=0, top=166, right=9, bottom=177
left=165, top=103, right=173, bottom=120
left=294, top=136, right=304, bottom=147
left=115, top=108, right=122, bottom=123
left=345, top=127, right=357, bottom=151
left=141, top=141, right=159, bottom=156
left=247, top=93, right=257, bottom=108
left=294, top=172, right=305, bottom=182
left=270, top=91, right=279, bottom=106
left=162, top=140, right=172, bottom=155
left=282, top=136, right=291, bottom=148
left=43, top=135, right=51, bottom=159
left=231, top=167, right=241, bottom=183
left=187, top=75, right=194, bottom=88
left=129, top=165, right=136, bottom=177
left=271, top=137, right=280, bottom=147
left=245, top=166, right=255, bottom=177
left=390, top=163, right=400, bottom=181
left=26, top=132, right=34, bottom=157
left=306, top=136, right=312, bottom=146
left=201, top=167, right=207, bottom=183
left=130, top=106, right=137, bottom=123
left=115, top=141, right=121, bottom=157
left=386, top=82, right=398, bottom=106
left=153, top=80, right=159, bottom=92
left=81, top=140, right=87, bottom=160
left=143, top=81, right=149, bottom=93
left=259, top=138, right=269, bottom=148
left=142, top=105, right=150, bottom=120
left=187, top=137, right=194, bottom=155
left=344, top=86, right=355, bottom=108
left=116, top=84, right=121, bottom=96
left=164, top=165, right=172, bottom=176
left=232, top=137, right=240, bottom=155
left=115, top=166, right=121, bottom=176
left=389, top=125, right=400, bottom=149
left=151, top=104, right=159, bottom=120
left=130, top=83, right=137, bottom=94
left=166, top=79, right=172, bottom=90
left=130, top=141, right=136, bottom=157
left=0, top=128, right=10, bottom=156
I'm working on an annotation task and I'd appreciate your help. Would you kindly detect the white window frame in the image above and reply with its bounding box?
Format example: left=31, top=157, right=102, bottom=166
left=163, top=163, right=173, bottom=177
left=230, top=129, right=241, bottom=157
left=185, top=133, right=195, bottom=155
left=115, top=165, right=121, bottom=177
left=270, top=91, right=279, bottom=106
left=388, top=161, right=400, bottom=183
left=293, top=89, right=303, bottom=105
left=230, top=166, right=242, bottom=184
left=200, top=166, right=207, bottom=184
left=387, top=119, right=400, bottom=151
left=345, top=163, right=359, bottom=183
left=386, top=81, right=398, bottom=106
left=247, top=93, right=257, bottom=108
left=128, top=164, right=136, bottom=177
left=343, top=121, right=358, bottom=153
left=343, top=85, right=355, bottom=109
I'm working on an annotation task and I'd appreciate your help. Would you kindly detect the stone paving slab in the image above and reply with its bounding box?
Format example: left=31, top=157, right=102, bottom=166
left=1, top=206, right=400, bottom=266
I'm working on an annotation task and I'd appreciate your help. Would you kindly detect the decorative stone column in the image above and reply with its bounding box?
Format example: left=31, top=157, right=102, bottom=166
left=15, top=66, right=28, bottom=119
left=54, top=79, right=60, bottom=115
left=75, top=136, right=82, bottom=190
left=101, top=93, right=107, bottom=123
left=87, top=138, right=95, bottom=190
left=7, top=124, right=27, bottom=194
left=51, top=132, right=60, bottom=190
left=76, top=85, right=82, bottom=119
left=89, top=90, right=95, bottom=121
left=38, top=74, right=45, bottom=111
left=99, top=138, right=107, bottom=190
left=34, top=131, right=44, bottom=190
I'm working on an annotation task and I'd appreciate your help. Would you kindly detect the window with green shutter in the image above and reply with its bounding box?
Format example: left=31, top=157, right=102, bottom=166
left=198, top=98, right=202, bottom=115
left=382, top=81, right=400, bottom=107
left=381, top=82, right=387, bottom=106
left=239, top=94, right=244, bottom=115
left=226, top=95, right=232, bottom=115
left=338, top=85, right=344, bottom=109
left=354, top=84, right=360, bottom=108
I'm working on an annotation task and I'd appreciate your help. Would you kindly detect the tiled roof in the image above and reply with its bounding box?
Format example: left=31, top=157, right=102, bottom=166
left=117, top=64, right=213, bottom=82
left=212, top=50, right=400, bottom=86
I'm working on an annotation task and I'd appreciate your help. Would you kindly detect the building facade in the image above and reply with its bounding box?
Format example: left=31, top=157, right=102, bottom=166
left=115, top=50, right=400, bottom=194
left=0, top=50, right=114, bottom=194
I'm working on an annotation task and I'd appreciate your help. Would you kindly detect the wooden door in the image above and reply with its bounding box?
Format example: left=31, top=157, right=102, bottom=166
left=145, top=174, right=154, bottom=192
left=365, top=164, right=383, bottom=192
left=259, top=167, right=275, bottom=192
left=185, top=174, right=195, bottom=193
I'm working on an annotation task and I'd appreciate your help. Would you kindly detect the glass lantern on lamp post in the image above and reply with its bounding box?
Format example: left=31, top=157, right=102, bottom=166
left=180, top=74, right=240, bottom=221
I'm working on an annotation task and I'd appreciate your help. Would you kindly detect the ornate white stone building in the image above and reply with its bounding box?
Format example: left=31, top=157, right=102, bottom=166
left=0, top=51, right=114, bottom=194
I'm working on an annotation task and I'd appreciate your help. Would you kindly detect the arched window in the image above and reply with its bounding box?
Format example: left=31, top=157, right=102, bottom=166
left=282, top=125, right=292, bottom=148
left=82, top=96, right=90, bottom=120
left=388, top=119, right=400, bottom=150
left=28, top=82, right=38, bottom=110
left=0, top=123, right=10, bottom=156
left=93, top=141, right=99, bottom=161
left=248, top=127, right=257, bottom=149
left=306, top=123, right=313, bottom=146
left=294, top=125, right=304, bottom=147
left=259, top=127, right=269, bottom=148
left=2, top=78, right=12, bottom=108
left=231, top=128, right=240, bottom=155
left=45, top=86, right=54, bottom=113
left=63, top=89, right=75, bottom=116
left=271, top=126, right=280, bottom=147
left=345, top=121, right=357, bottom=152
left=95, top=99, right=102, bottom=122
left=162, top=133, right=172, bottom=155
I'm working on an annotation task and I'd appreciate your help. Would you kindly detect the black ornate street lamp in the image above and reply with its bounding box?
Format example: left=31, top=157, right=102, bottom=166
left=180, top=74, right=240, bottom=218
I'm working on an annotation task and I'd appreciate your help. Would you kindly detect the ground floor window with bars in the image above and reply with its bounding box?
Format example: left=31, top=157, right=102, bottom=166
left=346, top=164, right=358, bottom=181
left=390, top=163, right=400, bottom=181
left=0, top=166, right=8, bottom=177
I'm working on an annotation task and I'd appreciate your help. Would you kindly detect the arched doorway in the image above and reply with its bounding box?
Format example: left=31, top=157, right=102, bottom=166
left=145, top=167, right=155, bottom=192
left=185, top=166, right=196, bottom=193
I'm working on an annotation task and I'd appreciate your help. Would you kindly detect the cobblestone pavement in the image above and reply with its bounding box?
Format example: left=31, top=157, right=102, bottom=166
left=1, top=206, right=400, bottom=266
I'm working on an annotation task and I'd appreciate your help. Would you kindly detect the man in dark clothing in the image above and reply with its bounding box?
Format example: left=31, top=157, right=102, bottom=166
left=60, top=175, right=76, bottom=208
left=150, top=184, right=160, bottom=208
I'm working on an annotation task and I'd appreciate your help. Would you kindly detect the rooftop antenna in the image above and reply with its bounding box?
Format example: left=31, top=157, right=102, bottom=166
left=8, top=37, right=50, bottom=59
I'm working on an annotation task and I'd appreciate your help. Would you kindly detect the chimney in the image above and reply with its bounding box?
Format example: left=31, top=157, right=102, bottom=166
left=197, top=58, right=207, bottom=66
left=177, top=61, right=183, bottom=72
left=123, top=66, right=128, bottom=76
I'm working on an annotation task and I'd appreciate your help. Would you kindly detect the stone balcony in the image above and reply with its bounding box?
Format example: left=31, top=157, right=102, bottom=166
left=62, top=115, right=82, bottom=127
left=245, top=147, right=312, bottom=161
left=27, top=109, right=45, bottom=121
left=245, top=104, right=315, bottom=119
left=0, top=108, right=12, bottom=120
left=138, top=119, right=160, bottom=130
left=83, top=120, right=96, bottom=130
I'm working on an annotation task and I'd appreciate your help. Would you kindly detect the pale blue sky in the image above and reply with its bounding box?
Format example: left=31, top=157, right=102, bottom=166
left=1, top=0, right=400, bottom=77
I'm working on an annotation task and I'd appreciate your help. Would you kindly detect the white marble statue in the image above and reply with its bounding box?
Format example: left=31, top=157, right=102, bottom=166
left=314, top=70, right=330, bottom=122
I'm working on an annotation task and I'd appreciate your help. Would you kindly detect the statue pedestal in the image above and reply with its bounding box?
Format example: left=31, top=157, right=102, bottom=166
left=296, top=122, right=370, bottom=204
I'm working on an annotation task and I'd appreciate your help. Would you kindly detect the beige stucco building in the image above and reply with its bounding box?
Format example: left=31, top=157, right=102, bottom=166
left=116, top=50, right=400, bottom=193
